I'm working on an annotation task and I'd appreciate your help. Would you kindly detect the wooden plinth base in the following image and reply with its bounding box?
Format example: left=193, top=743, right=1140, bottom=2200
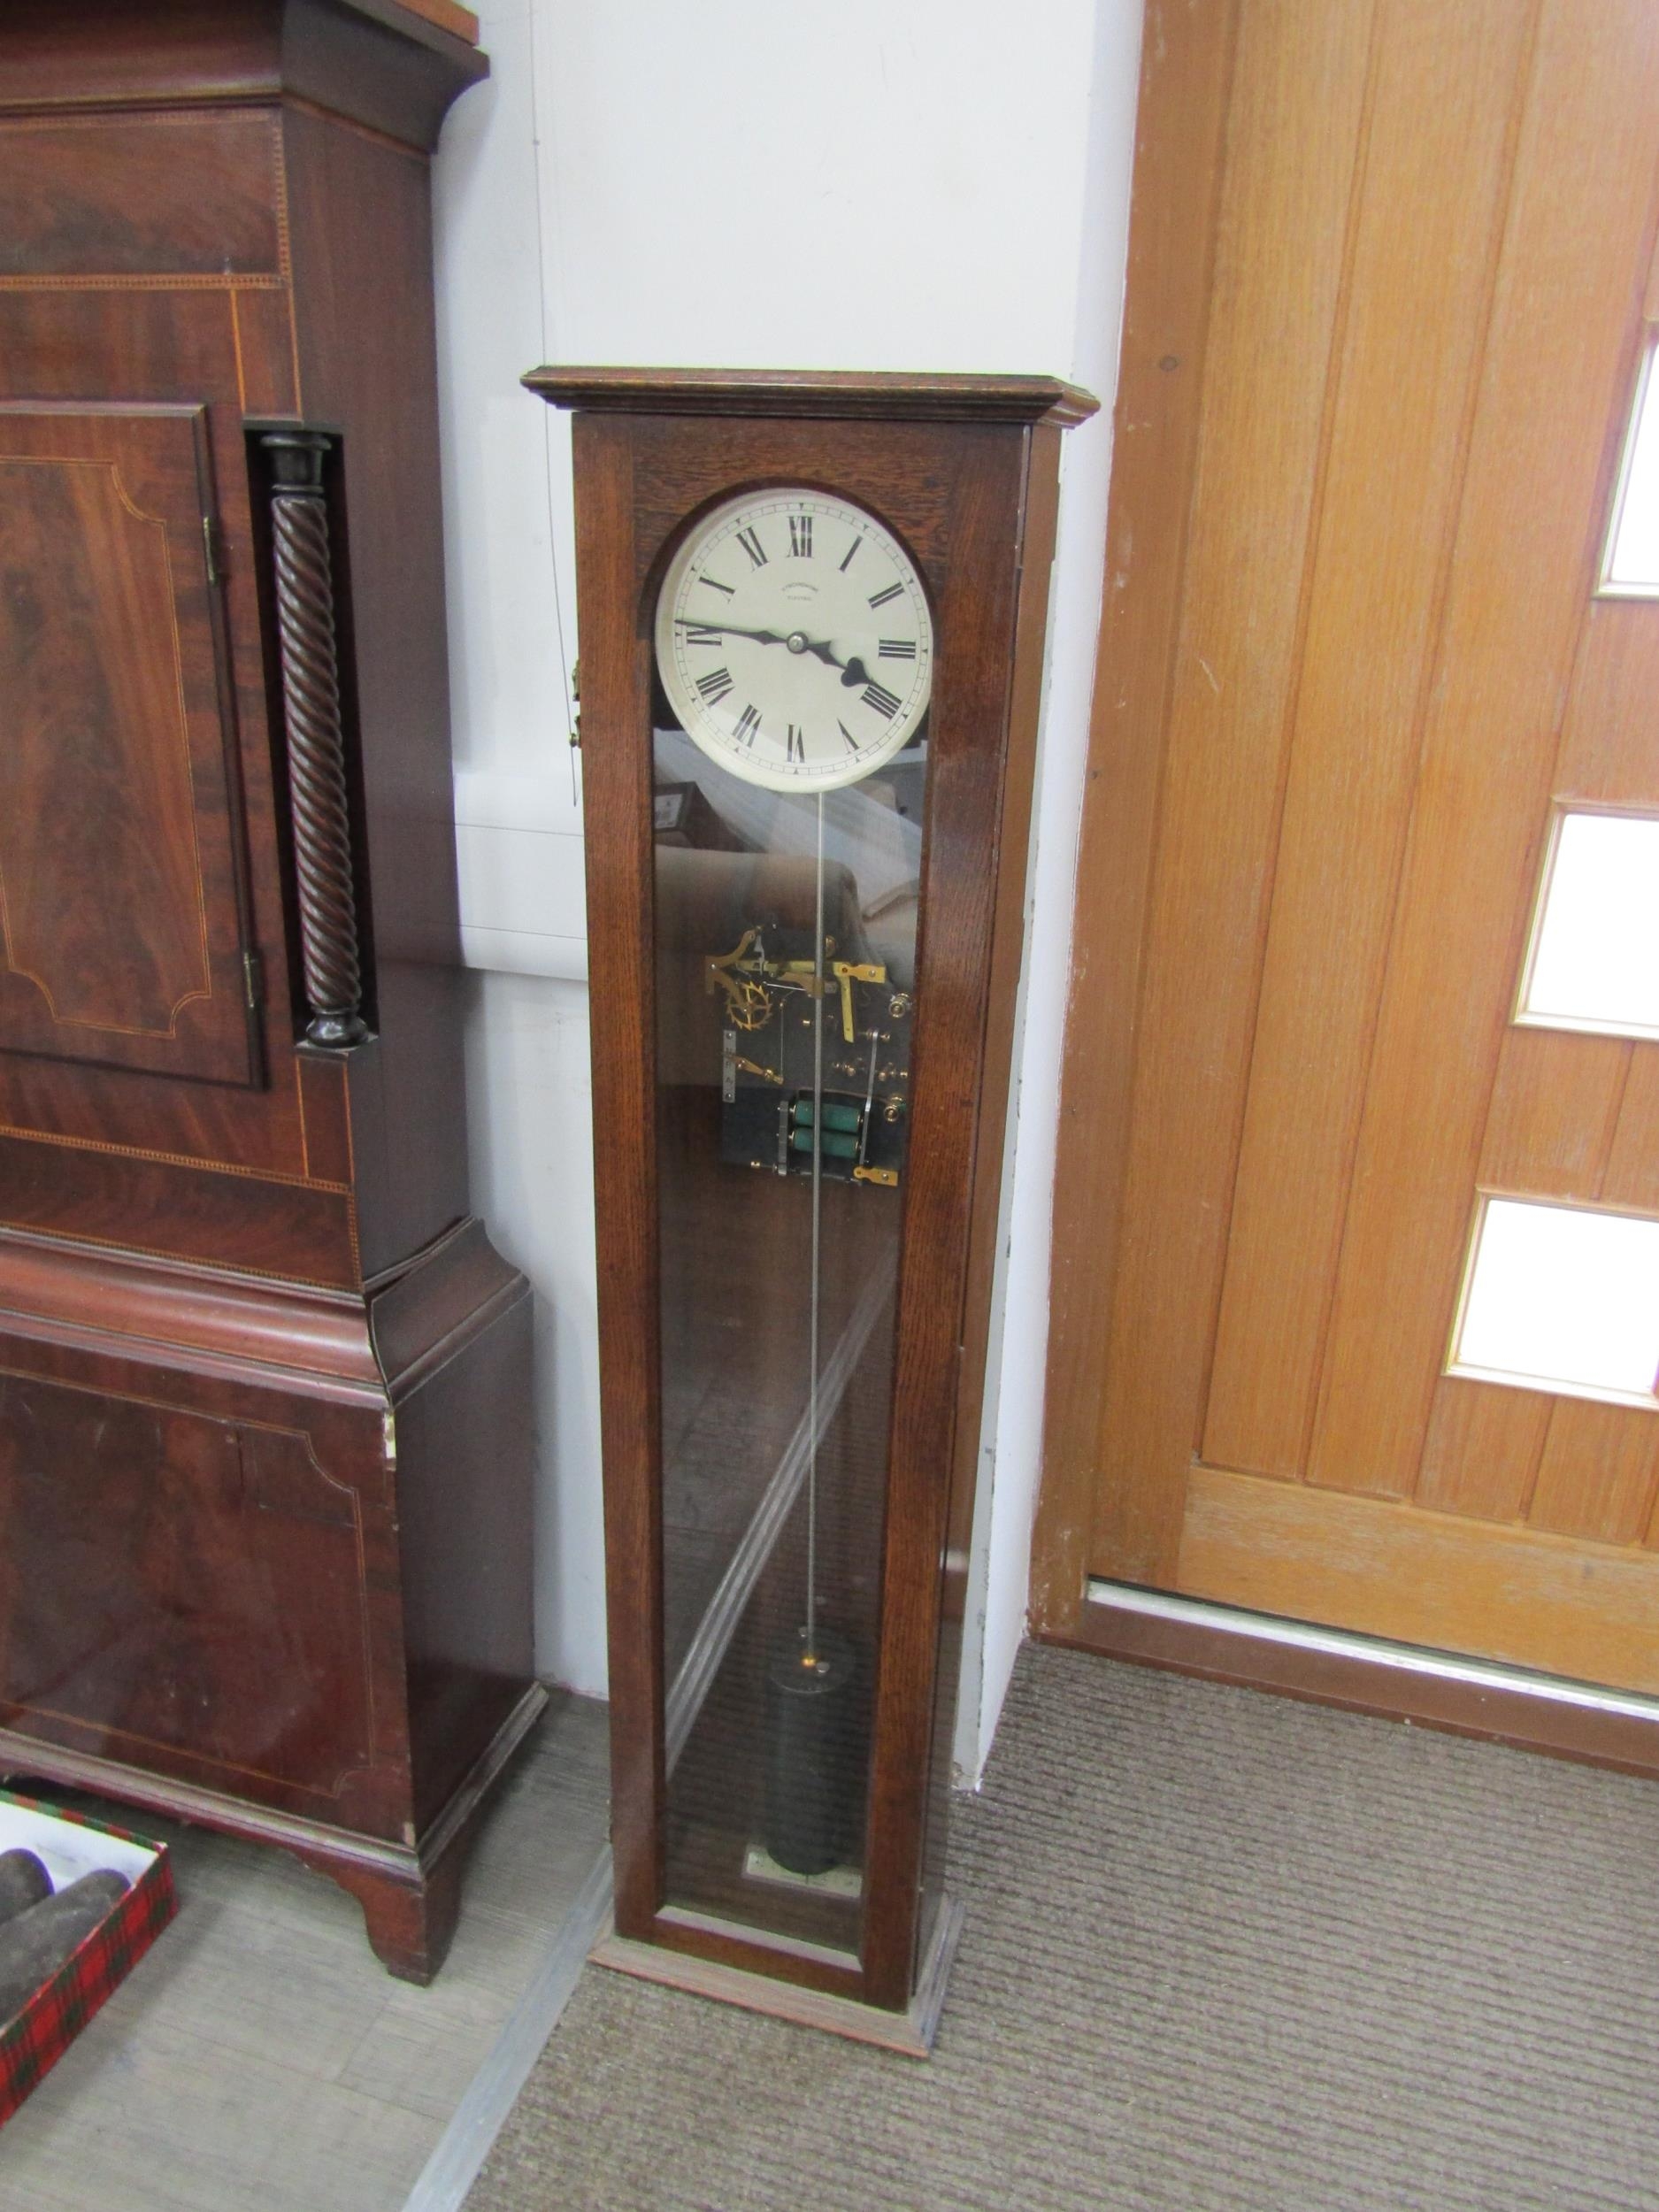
left=592, top=1894, right=964, bottom=2057
left=0, top=1681, right=548, bottom=1985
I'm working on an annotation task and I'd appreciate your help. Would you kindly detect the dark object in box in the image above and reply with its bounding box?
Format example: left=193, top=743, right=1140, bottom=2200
left=0, top=1793, right=175, bottom=2125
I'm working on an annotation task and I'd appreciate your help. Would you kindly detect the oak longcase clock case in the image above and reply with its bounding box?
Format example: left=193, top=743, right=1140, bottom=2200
left=0, top=0, right=538, bottom=1982
left=531, top=367, right=1094, bottom=2046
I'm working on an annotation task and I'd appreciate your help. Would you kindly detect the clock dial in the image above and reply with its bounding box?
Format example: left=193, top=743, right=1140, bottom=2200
left=654, top=488, right=933, bottom=792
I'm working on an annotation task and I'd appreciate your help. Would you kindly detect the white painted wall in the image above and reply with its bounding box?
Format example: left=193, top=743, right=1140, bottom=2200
left=956, top=0, right=1144, bottom=1780
left=431, top=0, right=1142, bottom=1736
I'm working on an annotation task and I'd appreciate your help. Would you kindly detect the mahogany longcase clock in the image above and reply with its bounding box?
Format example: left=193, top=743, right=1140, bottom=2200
left=528, top=367, right=1095, bottom=2048
left=0, top=0, right=539, bottom=1983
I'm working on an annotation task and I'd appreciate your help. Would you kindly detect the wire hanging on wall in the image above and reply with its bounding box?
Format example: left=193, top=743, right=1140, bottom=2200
left=526, top=0, right=580, bottom=805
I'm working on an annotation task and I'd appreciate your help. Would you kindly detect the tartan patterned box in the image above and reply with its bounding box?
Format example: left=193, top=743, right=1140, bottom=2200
left=0, top=1791, right=175, bottom=2125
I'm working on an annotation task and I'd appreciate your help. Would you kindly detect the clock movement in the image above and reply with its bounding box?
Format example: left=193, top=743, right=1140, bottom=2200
left=528, top=366, right=1095, bottom=2048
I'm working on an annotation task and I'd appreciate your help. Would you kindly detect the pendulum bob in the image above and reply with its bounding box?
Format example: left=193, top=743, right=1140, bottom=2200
left=0, top=1850, right=50, bottom=1930
left=764, top=1626, right=864, bottom=1877
left=0, top=1870, right=130, bottom=2023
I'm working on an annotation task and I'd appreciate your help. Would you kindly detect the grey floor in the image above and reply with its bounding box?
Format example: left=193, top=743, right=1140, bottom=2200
left=0, top=1693, right=610, bottom=2212
left=467, top=1645, right=1659, bottom=2212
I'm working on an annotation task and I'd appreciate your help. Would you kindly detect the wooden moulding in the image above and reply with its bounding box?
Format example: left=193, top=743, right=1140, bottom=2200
left=0, top=1221, right=382, bottom=1399
left=1058, top=1584, right=1659, bottom=1785
left=0, top=1213, right=518, bottom=1405
left=1028, top=0, right=1237, bottom=1638
left=0, top=0, right=488, bottom=156
left=0, top=1680, right=547, bottom=1987
left=524, top=365, right=1097, bottom=428
left=593, top=1900, right=964, bottom=2060
left=375, top=0, right=480, bottom=46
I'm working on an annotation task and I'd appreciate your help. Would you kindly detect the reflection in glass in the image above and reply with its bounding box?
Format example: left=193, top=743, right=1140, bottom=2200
left=653, top=720, right=925, bottom=1956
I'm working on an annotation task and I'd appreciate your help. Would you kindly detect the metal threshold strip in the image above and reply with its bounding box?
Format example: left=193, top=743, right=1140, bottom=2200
left=1086, top=1578, right=1659, bottom=1726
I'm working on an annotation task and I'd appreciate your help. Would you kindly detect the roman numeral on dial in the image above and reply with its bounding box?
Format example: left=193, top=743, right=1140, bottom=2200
left=878, top=638, right=917, bottom=659
left=733, top=703, right=762, bottom=746
left=788, top=516, right=813, bottom=558
left=736, top=527, right=767, bottom=569
left=840, top=536, right=863, bottom=572
left=696, top=666, right=733, bottom=703
left=862, top=681, right=902, bottom=719
left=868, top=583, right=902, bottom=609
left=685, top=626, right=724, bottom=646
left=700, top=575, right=734, bottom=596
left=786, top=725, right=805, bottom=764
left=838, top=719, right=858, bottom=751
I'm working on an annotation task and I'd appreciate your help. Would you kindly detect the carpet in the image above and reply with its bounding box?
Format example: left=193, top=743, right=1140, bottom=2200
left=464, top=1642, right=1659, bottom=2211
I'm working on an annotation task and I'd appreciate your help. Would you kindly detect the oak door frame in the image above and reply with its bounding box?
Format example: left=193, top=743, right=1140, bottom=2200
left=1032, top=0, right=1239, bottom=1640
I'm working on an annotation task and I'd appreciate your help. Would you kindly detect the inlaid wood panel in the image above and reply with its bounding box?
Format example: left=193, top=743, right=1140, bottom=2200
left=0, top=1128, right=360, bottom=1289
left=0, top=1374, right=373, bottom=1798
left=0, top=267, right=322, bottom=1217
left=0, top=112, right=286, bottom=281
left=0, top=403, right=257, bottom=1087
left=0, top=453, right=206, bottom=1029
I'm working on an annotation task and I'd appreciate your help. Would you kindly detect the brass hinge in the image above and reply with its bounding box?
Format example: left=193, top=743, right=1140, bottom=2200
left=203, top=515, right=224, bottom=586
left=242, top=949, right=264, bottom=1011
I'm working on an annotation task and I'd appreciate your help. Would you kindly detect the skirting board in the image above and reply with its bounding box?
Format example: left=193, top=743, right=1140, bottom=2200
left=403, top=1844, right=616, bottom=2212
left=592, top=1895, right=965, bottom=2059
left=1054, top=1579, right=1659, bottom=1781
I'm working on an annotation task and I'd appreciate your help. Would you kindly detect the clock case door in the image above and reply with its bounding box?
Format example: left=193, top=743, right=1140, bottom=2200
left=0, top=401, right=258, bottom=1087
left=540, top=372, right=1089, bottom=2024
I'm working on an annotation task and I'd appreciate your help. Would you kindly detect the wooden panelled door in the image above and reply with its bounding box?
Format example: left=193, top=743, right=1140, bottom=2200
left=1038, top=0, right=1659, bottom=1700
left=0, top=403, right=257, bottom=1087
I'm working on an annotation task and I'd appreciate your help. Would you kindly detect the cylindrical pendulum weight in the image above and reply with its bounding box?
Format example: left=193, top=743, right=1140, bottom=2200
left=764, top=1624, right=863, bottom=1876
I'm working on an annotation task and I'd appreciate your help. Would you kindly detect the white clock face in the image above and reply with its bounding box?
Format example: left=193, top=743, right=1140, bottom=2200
left=654, top=488, right=933, bottom=793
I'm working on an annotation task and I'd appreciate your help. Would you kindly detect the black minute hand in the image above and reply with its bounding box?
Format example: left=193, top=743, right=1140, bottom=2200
left=673, top=618, right=794, bottom=649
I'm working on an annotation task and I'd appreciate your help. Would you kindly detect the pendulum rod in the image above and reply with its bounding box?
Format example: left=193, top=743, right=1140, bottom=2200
left=805, top=791, right=826, bottom=1667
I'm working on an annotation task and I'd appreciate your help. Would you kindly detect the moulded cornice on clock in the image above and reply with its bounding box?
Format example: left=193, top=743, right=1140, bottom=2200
left=0, top=0, right=485, bottom=151
left=524, top=365, right=1101, bottom=430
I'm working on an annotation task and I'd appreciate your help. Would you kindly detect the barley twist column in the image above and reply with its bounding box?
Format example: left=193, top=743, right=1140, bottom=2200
left=264, top=431, right=368, bottom=1048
